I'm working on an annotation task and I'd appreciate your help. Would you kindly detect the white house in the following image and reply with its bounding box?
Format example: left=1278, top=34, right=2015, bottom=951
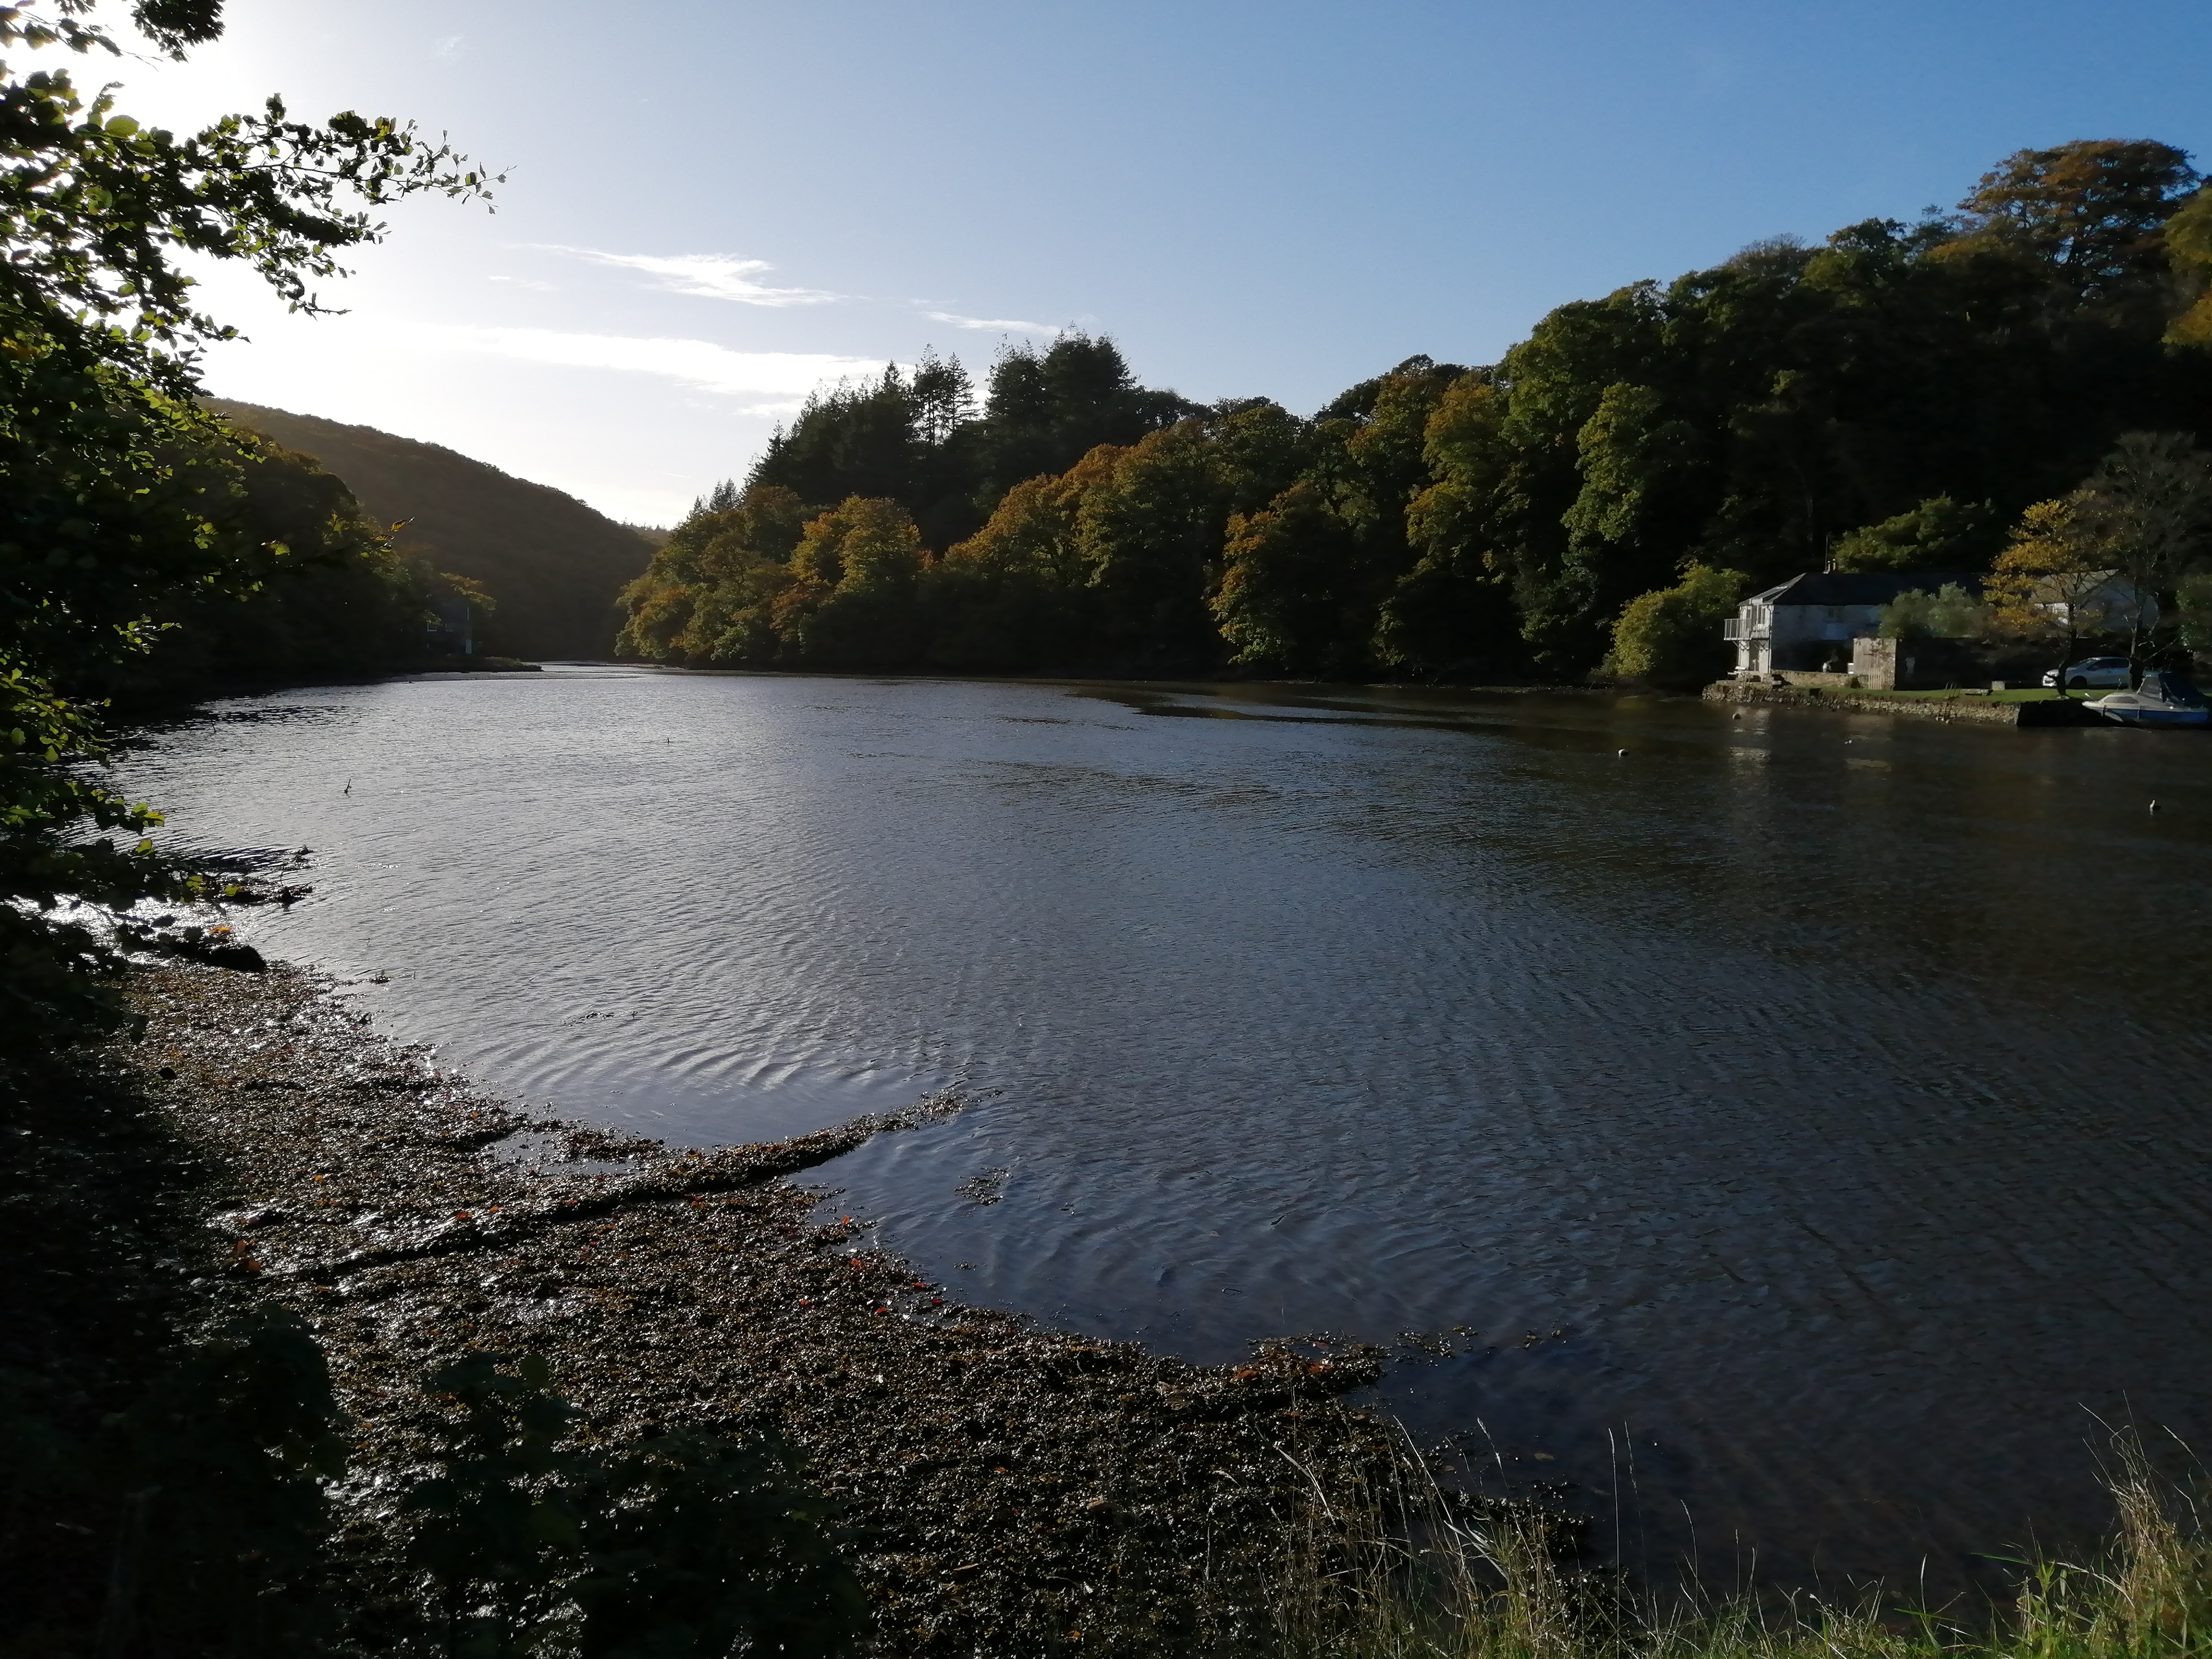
left=1724, top=572, right=1975, bottom=677
left=1725, top=569, right=2157, bottom=681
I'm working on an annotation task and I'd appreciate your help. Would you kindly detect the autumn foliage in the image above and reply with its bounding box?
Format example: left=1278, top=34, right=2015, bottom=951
left=624, top=140, right=2212, bottom=683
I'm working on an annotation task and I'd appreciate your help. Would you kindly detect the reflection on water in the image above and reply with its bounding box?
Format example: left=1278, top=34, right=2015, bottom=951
left=122, top=666, right=2212, bottom=1594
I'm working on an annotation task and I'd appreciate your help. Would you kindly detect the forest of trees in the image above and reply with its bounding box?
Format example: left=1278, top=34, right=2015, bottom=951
left=621, top=139, right=2212, bottom=686
left=71, top=420, right=497, bottom=706
left=211, top=401, right=657, bottom=661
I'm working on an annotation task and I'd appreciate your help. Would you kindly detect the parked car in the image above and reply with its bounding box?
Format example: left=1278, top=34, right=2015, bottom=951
left=2042, top=656, right=2133, bottom=689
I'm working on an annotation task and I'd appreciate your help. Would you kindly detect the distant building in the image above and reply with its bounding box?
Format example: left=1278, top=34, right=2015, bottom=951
left=2031, top=572, right=2157, bottom=636
left=1724, top=572, right=1981, bottom=677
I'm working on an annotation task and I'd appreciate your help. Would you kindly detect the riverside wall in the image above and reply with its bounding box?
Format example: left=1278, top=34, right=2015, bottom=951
left=1703, top=680, right=2107, bottom=726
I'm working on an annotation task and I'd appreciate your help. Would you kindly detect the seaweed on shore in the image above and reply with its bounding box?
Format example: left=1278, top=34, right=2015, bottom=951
left=55, top=960, right=1412, bottom=1655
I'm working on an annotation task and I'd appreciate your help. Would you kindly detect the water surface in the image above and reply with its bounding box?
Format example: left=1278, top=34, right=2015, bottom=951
left=121, top=668, right=2212, bottom=1594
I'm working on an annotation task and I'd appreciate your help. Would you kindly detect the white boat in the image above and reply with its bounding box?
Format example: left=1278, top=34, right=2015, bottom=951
left=2087, top=671, right=2211, bottom=728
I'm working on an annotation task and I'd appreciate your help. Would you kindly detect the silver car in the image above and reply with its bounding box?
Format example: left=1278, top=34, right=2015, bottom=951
left=2043, top=656, right=2133, bottom=690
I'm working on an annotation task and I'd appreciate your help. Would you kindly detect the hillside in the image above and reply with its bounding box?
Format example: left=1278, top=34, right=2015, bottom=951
left=208, top=401, right=656, bottom=660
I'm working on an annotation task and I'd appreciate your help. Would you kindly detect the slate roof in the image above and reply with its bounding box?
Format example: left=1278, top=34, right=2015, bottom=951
left=1747, top=571, right=1984, bottom=607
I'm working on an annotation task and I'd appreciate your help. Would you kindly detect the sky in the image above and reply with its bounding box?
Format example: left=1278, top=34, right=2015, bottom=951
left=79, top=0, right=2212, bottom=526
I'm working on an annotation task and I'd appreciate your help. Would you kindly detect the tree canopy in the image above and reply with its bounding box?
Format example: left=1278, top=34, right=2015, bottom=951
left=3, top=0, right=493, bottom=1049
left=623, top=138, right=2212, bottom=683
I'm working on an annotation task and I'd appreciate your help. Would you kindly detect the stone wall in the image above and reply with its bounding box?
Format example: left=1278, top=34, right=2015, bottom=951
left=1703, top=680, right=2107, bottom=726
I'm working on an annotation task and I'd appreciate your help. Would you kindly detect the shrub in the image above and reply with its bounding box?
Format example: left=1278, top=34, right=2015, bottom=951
left=1877, top=581, right=1991, bottom=640
left=1603, top=564, right=1749, bottom=688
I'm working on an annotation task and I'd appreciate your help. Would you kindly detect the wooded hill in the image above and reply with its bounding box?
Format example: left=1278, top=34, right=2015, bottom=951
left=620, top=139, right=2212, bottom=686
left=208, top=402, right=655, bottom=660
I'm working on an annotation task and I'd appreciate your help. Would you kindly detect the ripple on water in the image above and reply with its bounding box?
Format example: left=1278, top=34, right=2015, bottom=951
left=123, top=669, right=2212, bottom=1593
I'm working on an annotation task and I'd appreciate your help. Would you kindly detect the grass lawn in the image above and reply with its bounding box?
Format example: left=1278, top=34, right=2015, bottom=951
left=1845, top=686, right=2094, bottom=702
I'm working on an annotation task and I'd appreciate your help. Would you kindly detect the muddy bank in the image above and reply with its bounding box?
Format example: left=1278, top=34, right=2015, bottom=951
left=114, top=960, right=1426, bottom=1655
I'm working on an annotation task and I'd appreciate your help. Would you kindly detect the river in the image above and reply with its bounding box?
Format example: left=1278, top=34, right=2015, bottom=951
left=119, top=666, right=2212, bottom=1596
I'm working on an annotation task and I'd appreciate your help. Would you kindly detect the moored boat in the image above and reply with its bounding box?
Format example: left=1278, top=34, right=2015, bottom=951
left=2086, top=670, right=2211, bottom=728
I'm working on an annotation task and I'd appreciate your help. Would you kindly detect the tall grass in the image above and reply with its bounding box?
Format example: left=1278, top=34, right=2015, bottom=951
left=1270, top=1438, right=2211, bottom=1659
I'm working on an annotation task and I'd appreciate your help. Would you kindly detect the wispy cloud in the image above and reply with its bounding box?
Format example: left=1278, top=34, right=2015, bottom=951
left=432, top=33, right=464, bottom=58
left=544, top=248, right=843, bottom=307
left=922, top=309, right=1060, bottom=334
left=429, top=325, right=886, bottom=408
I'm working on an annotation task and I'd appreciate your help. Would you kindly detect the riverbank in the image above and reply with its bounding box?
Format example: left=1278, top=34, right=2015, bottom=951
left=14, top=963, right=2212, bottom=1658
left=21, top=958, right=1430, bottom=1656
left=1702, top=679, right=2112, bottom=725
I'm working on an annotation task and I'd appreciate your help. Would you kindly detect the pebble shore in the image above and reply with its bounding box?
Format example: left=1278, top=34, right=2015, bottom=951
left=123, top=959, right=1408, bottom=1656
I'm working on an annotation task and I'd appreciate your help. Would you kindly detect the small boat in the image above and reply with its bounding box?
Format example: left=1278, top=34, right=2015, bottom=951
left=2087, top=670, right=2211, bottom=728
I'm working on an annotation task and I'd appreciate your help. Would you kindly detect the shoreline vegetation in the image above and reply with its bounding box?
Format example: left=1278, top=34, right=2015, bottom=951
left=7, top=955, right=2212, bottom=1656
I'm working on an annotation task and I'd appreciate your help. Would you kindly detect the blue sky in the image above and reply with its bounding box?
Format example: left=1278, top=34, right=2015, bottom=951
left=104, top=0, right=2212, bottom=524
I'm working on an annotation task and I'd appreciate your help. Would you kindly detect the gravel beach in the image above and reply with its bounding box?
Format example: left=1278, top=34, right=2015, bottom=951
left=114, top=958, right=1414, bottom=1655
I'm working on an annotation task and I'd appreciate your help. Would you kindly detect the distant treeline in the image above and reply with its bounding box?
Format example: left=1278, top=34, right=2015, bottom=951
left=72, top=420, right=485, bottom=707
left=621, top=140, right=2212, bottom=684
left=58, top=397, right=664, bottom=705
left=210, top=403, right=657, bottom=662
